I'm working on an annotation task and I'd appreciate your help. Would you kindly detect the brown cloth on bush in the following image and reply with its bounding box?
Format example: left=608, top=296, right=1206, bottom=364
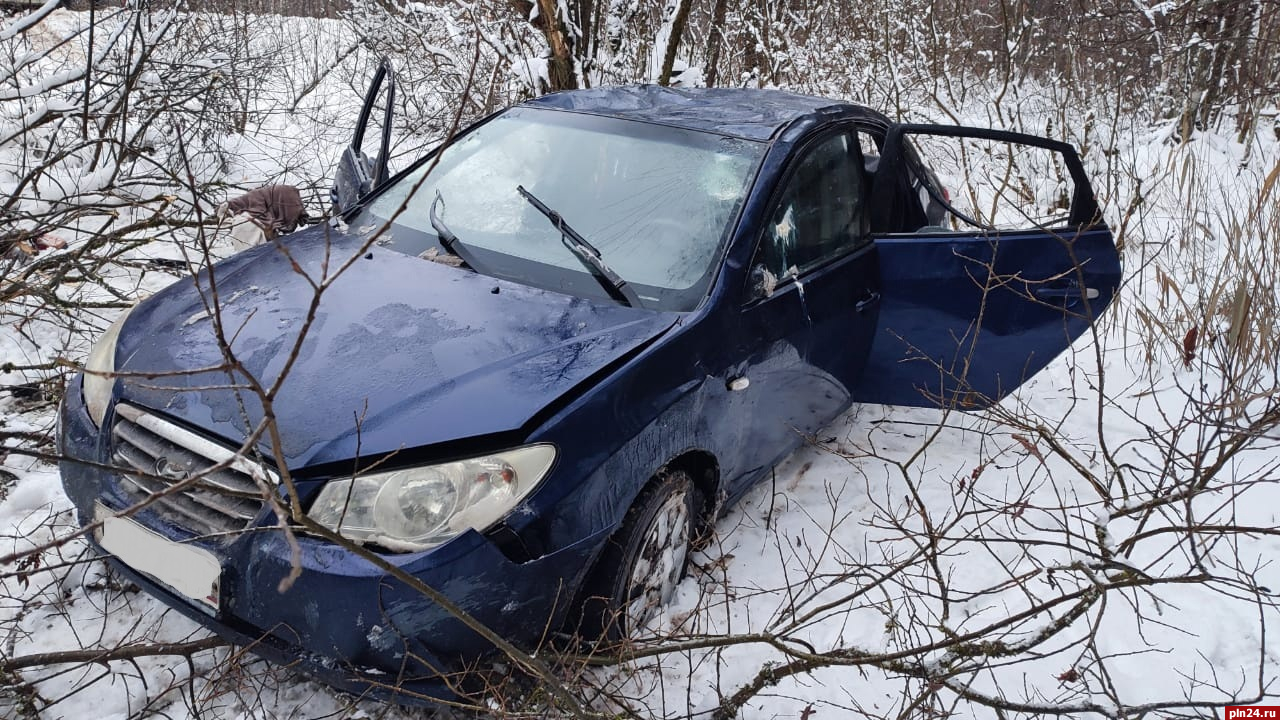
left=225, top=185, right=307, bottom=236
left=2, top=232, right=66, bottom=271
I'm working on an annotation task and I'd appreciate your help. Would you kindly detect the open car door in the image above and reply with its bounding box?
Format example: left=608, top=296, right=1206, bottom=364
left=856, top=125, right=1122, bottom=409
left=331, top=59, right=396, bottom=215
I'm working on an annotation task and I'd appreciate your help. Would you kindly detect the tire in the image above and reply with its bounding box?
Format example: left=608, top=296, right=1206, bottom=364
left=579, top=471, right=697, bottom=642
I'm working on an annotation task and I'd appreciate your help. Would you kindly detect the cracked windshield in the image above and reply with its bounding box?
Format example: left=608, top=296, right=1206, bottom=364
left=361, top=108, right=763, bottom=309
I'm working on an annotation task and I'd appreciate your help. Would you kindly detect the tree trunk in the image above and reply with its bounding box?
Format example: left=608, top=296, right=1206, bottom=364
left=658, top=0, right=693, bottom=86
left=604, top=0, right=630, bottom=52
left=576, top=0, right=595, bottom=60
left=704, top=0, right=729, bottom=87
left=536, top=0, right=579, bottom=92
left=1172, top=0, right=1255, bottom=141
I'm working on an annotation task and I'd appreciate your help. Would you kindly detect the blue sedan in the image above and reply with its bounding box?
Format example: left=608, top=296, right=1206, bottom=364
left=57, top=82, right=1121, bottom=704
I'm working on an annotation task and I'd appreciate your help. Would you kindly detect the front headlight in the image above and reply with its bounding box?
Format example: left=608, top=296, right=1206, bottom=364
left=83, top=306, right=135, bottom=428
left=307, top=444, right=556, bottom=552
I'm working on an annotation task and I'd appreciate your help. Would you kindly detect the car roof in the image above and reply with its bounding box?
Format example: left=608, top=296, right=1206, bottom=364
left=523, top=85, right=884, bottom=142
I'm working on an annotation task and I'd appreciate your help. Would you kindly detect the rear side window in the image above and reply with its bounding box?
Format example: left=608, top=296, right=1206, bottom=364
left=756, top=132, right=866, bottom=279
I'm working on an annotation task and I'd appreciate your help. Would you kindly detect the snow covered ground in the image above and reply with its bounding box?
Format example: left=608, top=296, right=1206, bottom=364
left=2, top=7, right=1278, bottom=719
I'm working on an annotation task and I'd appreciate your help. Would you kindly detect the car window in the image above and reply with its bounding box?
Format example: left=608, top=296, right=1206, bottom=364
left=755, top=132, right=866, bottom=282
left=856, top=132, right=880, bottom=160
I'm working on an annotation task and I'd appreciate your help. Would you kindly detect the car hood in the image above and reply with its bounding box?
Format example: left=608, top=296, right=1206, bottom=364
left=114, top=224, right=679, bottom=469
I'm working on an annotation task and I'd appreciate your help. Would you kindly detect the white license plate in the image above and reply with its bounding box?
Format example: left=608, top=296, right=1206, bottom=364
left=95, top=503, right=221, bottom=613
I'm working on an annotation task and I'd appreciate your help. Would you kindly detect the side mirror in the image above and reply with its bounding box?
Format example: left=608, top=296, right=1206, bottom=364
left=749, top=264, right=777, bottom=300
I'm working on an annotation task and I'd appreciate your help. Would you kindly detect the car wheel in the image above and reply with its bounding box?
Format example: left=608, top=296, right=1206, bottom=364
left=582, top=471, right=697, bottom=641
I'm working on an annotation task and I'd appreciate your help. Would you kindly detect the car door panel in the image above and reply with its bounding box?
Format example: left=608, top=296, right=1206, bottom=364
left=801, top=241, right=881, bottom=419
left=856, top=226, right=1118, bottom=407
left=719, top=283, right=816, bottom=495
left=720, top=127, right=881, bottom=495
left=789, top=129, right=881, bottom=415
left=855, top=124, right=1121, bottom=409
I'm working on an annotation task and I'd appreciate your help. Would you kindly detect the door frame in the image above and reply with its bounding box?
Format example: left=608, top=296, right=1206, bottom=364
left=331, top=58, right=396, bottom=214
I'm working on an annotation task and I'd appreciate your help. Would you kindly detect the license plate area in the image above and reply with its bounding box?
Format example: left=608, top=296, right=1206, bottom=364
left=94, top=503, right=221, bottom=614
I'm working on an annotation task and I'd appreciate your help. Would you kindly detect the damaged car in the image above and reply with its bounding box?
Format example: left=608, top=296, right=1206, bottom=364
left=57, top=77, right=1121, bottom=704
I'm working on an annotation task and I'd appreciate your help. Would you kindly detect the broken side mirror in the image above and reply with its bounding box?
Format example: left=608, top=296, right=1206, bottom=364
left=749, top=263, right=777, bottom=300
left=331, top=58, right=396, bottom=215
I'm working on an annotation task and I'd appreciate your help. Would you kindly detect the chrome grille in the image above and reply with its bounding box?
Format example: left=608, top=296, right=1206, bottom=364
left=110, top=403, right=275, bottom=539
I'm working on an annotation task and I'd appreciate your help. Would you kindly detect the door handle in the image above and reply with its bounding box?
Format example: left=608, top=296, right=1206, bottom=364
left=855, top=291, right=881, bottom=314
left=1035, top=284, right=1100, bottom=300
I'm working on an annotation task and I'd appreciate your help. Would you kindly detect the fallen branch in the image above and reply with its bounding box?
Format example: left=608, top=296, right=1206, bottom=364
left=0, top=636, right=229, bottom=672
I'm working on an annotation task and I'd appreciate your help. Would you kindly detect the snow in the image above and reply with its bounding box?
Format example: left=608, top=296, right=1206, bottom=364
left=0, top=0, right=61, bottom=41
left=3, top=5, right=1279, bottom=719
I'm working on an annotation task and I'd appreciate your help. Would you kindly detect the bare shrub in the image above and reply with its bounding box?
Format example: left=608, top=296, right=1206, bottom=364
left=2, top=1, right=1279, bottom=718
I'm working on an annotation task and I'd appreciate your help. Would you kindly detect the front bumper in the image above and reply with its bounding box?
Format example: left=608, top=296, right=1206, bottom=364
left=57, top=375, right=606, bottom=705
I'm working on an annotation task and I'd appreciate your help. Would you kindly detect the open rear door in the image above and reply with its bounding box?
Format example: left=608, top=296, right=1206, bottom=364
left=331, top=59, right=396, bottom=214
left=855, top=124, right=1122, bottom=409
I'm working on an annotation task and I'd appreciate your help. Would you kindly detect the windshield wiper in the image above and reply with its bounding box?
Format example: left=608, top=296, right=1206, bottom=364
left=428, top=191, right=475, bottom=269
left=516, top=185, right=641, bottom=308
